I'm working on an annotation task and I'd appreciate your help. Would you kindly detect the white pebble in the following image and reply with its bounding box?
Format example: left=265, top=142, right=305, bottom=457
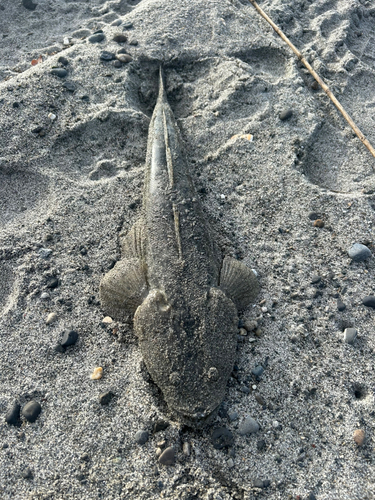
left=220, top=194, right=226, bottom=200
left=90, top=367, right=103, bottom=380
left=261, top=306, right=268, bottom=313
left=40, top=292, right=50, bottom=300
left=46, top=312, right=57, bottom=325
left=252, top=384, right=257, bottom=390
left=63, top=37, right=70, bottom=46
left=48, top=113, right=57, bottom=121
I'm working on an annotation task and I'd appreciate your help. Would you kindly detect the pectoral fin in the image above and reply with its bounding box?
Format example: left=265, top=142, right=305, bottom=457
left=100, top=258, right=148, bottom=321
left=219, top=256, right=259, bottom=311
left=120, top=219, right=146, bottom=260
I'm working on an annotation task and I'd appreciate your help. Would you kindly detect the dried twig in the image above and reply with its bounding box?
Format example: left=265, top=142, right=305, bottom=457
left=247, top=0, right=375, bottom=159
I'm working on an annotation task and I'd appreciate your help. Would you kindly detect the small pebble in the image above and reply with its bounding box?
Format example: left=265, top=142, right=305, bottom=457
left=134, top=430, right=149, bottom=445
left=46, top=276, right=59, bottom=289
left=311, top=81, right=319, bottom=90
left=100, top=51, right=115, bottom=61
left=238, top=416, right=259, bottom=435
left=102, top=316, right=113, bottom=324
left=22, top=401, right=41, bottom=423
left=40, top=292, right=50, bottom=300
left=362, top=296, right=375, bottom=309
left=263, top=479, right=271, bottom=488
left=113, top=34, right=127, bottom=43
left=158, top=446, right=175, bottom=466
left=153, top=420, right=169, bottom=433
left=88, top=33, right=105, bottom=43
left=239, top=328, right=247, bottom=336
left=48, top=113, right=57, bottom=121
left=22, top=0, right=37, bottom=11
left=22, top=467, right=33, bottom=479
left=58, top=56, right=69, bottom=66
left=63, top=37, right=70, bottom=46
left=46, top=312, right=58, bottom=325
left=129, top=39, right=138, bottom=46
left=111, top=19, right=122, bottom=26
left=182, top=442, right=191, bottom=456
left=257, top=439, right=266, bottom=451
left=51, top=68, right=67, bottom=78
left=244, top=319, right=257, bottom=332
left=228, top=411, right=238, bottom=422
left=343, top=328, right=357, bottom=344
left=311, top=275, right=321, bottom=284
left=308, top=212, right=320, bottom=220
left=99, top=391, right=115, bottom=405
left=63, top=81, right=76, bottom=92
left=116, top=53, right=132, bottom=63
left=337, top=298, right=346, bottom=311
left=308, top=493, right=317, bottom=500
left=212, top=427, right=234, bottom=449
left=39, top=248, right=52, bottom=258
left=227, top=458, right=234, bottom=469
left=313, top=219, right=324, bottom=228
left=123, top=21, right=133, bottom=29
left=5, top=402, right=21, bottom=426
left=253, top=479, right=264, bottom=488
left=90, top=367, right=103, bottom=380
left=255, top=394, right=266, bottom=406
left=61, top=330, right=78, bottom=347
left=113, top=60, right=122, bottom=68
left=252, top=366, right=264, bottom=379
left=279, top=108, right=293, bottom=121
left=353, top=429, right=365, bottom=446
left=348, top=243, right=372, bottom=261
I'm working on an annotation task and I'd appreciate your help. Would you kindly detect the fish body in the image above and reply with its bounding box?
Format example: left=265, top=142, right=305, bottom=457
left=100, top=68, right=259, bottom=425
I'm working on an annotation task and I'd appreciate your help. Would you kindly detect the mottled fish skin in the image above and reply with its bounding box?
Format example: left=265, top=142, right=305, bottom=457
left=100, top=68, right=259, bottom=425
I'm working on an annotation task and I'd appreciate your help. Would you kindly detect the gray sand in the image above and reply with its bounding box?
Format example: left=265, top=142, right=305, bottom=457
left=1, top=0, right=375, bottom=498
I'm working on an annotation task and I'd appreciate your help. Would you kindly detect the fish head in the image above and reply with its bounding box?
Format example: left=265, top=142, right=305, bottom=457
left=134, top=287, right=238, bottom=425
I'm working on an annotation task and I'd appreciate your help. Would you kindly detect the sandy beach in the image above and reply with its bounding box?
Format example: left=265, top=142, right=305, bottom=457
left=1, top=0, right=375, bottom=498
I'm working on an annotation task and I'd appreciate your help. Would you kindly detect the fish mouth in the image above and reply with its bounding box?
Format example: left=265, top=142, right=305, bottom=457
left=172, top=405, right=219, bottom=428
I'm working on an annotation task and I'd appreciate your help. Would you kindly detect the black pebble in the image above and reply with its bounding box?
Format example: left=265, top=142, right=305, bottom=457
left=32, top=126, right=44, bottom=134
left=22, top=467, right=33, bottom=479
left=58, top=56, right=69, bottom=66
left=337, top=298, right=346, bottom=311
left=13, top=102, right=20, bottom=108
left=100, top=51, right=115, bottom=61
left=63, top=81, right=76, bottom=92
left=113, top=34, right=127, bottom=43
left=5, top=401, right=21, bottom=426
left=363, top=296, right=375, bottom=309
left=279, top=109, right=293, bottom=121
left=22, top=401, right=41, bottom=423
left=22, top=0, right=37, bottom=11
left=46, top=276, right=59, bottom=289
left=54, top=344, right=65, bottom=353
left=257, top=439, right=266, bottom=451
left=263, top=479, right=271, bottom=488
left=61, top=330, right=78, bottom=347
left=99, top=391, right=115, bottom=405
left=311, top=275, right=321, bottom=284
left=211, top=427, right=234, bottom=450
left=308, top=212, right=320, bottom=220
left=308, top=494, right=317, bottom=500
left=153, top=420, right=170, bottom=433
left=51, top=68, right=67, bottom=78
left=113, top=60, right=122, bottom=68
left=89, top=33, right=105, bottom=43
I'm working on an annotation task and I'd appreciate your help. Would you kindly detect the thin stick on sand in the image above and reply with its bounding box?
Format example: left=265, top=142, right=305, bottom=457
left=247, top=0, right=375, bottom=159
